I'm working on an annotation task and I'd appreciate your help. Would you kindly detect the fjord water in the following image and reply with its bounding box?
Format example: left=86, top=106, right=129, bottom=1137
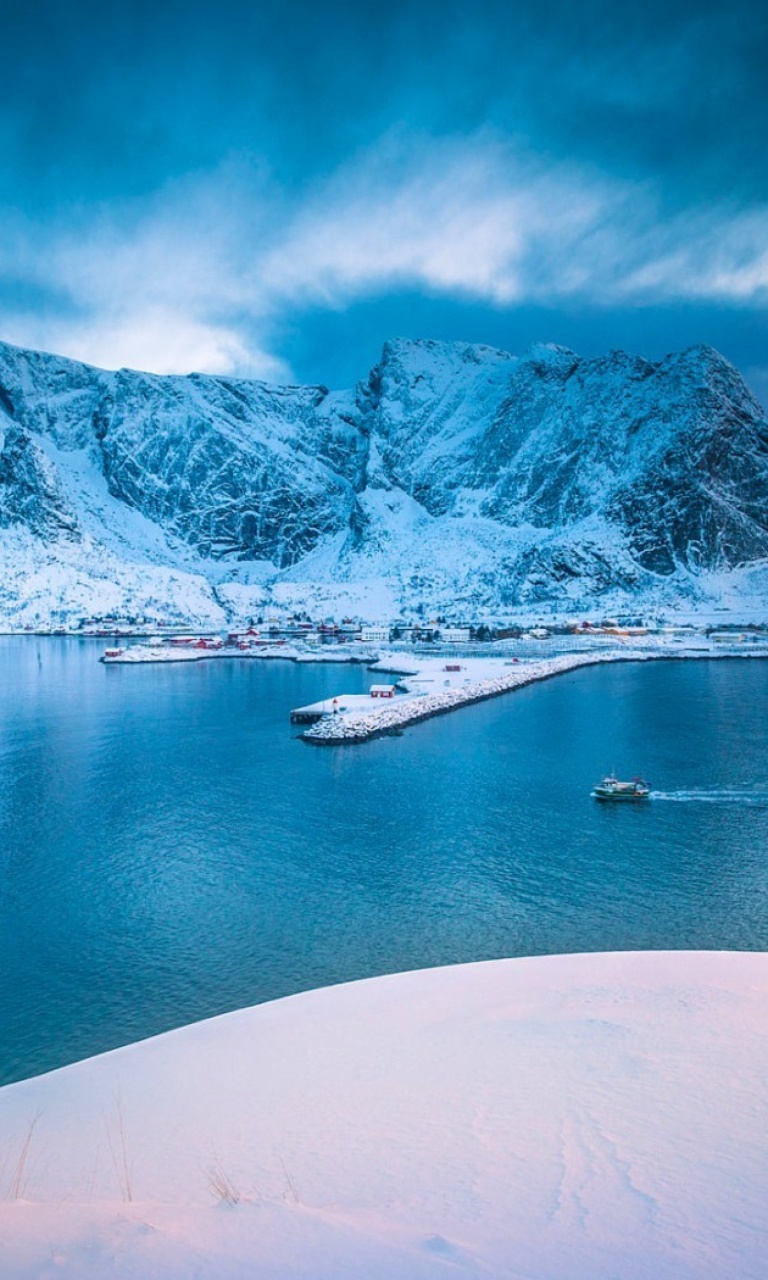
left=1, top=640, right=767, bottom=1084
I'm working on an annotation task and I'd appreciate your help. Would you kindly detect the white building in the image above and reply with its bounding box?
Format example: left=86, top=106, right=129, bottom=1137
left=360, top=627, right=390, bottom=643
left=440, top=627, right=472, bottom=643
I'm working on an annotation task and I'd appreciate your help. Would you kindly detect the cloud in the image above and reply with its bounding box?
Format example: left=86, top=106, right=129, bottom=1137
left=0, top=161, right=289, bottom=378
left=608, top=207, right=768, bottom=304
left=1, top=132, right=767, bottom=380
left=260, top=136, right=768, bottom=312
left=1, top=307, right=289, bottom=381
left=743, top=366, right=768, bottom=412
left=258, top=139, right=615, bottom=306
left=259, top=167, right=530, bottom=306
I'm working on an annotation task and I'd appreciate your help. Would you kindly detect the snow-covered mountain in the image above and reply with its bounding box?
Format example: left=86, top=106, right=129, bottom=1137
left=1, top=336, right=767, bottom=625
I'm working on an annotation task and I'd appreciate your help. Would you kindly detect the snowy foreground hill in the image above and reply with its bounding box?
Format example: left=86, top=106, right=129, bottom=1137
left=1, top=336, right=767, bottom=624
left=0, top=952, right=766, bottom=1279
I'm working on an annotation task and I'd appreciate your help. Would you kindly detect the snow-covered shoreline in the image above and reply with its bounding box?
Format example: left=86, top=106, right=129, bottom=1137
left=1, top=950, right=766, bottom=1279
left=84, top=630, right=768, bottom=744
left=99, top=642, right=378, bottom=665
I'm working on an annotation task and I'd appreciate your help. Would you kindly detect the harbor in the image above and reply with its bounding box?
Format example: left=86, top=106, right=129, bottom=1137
left=92, top=628, right=768, bottom=748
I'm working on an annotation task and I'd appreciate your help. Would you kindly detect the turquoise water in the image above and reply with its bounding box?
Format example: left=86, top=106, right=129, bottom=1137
left=1, top=639, right=767, bottom=1084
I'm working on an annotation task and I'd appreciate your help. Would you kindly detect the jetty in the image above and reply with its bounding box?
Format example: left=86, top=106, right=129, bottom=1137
left=301, top=652, right=626, bottom=744
left=300, top=640, right=768, bottom=746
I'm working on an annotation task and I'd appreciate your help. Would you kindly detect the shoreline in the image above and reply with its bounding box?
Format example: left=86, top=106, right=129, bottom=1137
left=98, top=643, right=378, bottom=666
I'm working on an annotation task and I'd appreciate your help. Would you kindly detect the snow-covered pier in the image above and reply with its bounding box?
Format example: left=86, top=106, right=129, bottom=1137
left=302, top=651, right=617, bottom=744
left=302, top=640, right=768, bottom=744
left=290, top=692, right=407, bottom=724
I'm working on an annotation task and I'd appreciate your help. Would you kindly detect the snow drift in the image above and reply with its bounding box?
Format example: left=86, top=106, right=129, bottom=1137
left=0, top=951, right=766, bottom=1278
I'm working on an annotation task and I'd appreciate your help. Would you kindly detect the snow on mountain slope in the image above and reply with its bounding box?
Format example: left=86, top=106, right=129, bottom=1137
left=357, top=338, right=768, bottom=571
left=0, top=335, right=767, bottom=624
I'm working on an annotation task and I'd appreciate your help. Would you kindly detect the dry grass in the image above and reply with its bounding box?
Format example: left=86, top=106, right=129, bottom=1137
left=278, top=1154, right=300, bottom=1204
left=106, top=1097, right=133, bottom=1202
left=206, top=1161, right=241, bottom=1205
left=3, top=1111, right=42, bottom=1199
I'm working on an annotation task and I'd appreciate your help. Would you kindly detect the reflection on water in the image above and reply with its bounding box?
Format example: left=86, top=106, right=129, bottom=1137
left=1, top=638, right=767, bottom=1083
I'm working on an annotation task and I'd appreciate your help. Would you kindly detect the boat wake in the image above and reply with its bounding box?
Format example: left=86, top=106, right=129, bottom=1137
left=650, top=789, right=768, bottom=806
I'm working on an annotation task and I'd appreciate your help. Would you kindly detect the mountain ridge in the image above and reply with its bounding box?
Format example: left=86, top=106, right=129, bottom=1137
left=0, top=335, right=767, bottom=624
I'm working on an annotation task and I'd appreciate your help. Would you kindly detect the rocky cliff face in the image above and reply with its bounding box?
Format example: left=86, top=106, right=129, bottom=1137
left=0, top=424, right=78, bottom=539
left=357, top=338, right=768, bottom=574
left=0, top=335, right=766, bottom=623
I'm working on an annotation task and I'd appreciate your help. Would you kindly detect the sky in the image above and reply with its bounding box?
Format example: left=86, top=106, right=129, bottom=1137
left=1, top=0, right=767, bottom=401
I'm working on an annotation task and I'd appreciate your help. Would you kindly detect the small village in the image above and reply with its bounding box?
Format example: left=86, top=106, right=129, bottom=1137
left=12, top=609, right=768, bottom=648
left=12, top=613, right=622, bottom=642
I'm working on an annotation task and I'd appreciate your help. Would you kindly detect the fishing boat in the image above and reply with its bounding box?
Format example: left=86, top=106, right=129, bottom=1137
left=592, top=776, right=650, bottom=801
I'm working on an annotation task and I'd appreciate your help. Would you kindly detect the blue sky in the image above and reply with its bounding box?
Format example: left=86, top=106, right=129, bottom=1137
left=1, top=0, right=767, bottom=400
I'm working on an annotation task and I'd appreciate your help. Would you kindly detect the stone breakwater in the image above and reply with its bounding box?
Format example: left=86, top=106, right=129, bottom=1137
left=302, top=651, right=632, bottom=745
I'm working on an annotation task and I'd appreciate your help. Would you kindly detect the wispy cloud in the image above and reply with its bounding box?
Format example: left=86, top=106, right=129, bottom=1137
left=0, top=160, right=289, bottom=379
left=261, top=135, right=768, bottom=311
left=3, top=308, right=288, bottom=382
left=1, top=133, right=767, bottom=379
left=257, top=142, right=611, bottom=306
